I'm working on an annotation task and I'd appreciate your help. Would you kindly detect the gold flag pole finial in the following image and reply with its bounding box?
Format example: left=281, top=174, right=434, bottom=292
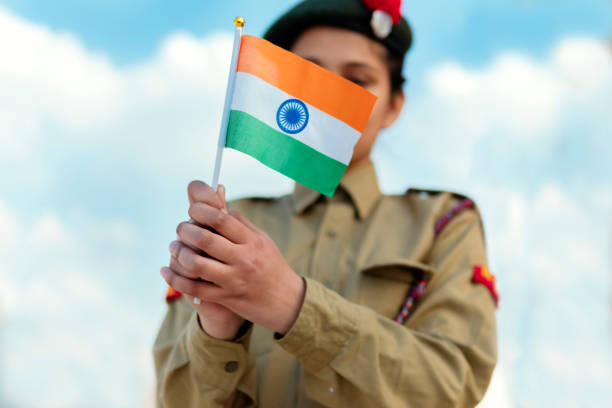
left=234, top=16, right=245, bottom=27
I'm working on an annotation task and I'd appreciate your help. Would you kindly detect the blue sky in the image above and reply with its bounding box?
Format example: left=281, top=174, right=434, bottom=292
left=3, top=0, right=611, bottom=69
left=0, top=1, right=611, bottom=407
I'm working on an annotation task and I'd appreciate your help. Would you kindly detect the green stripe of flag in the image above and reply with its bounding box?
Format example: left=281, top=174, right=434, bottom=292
left=226, top=110, right=347, bottom=196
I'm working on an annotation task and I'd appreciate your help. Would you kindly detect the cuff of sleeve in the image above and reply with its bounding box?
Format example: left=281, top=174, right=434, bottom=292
left=185, top=313, right=254, bottom=391
left=275, top=276, right=358, bottom=373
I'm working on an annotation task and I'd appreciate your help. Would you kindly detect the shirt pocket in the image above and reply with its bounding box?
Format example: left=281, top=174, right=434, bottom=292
left=357, top=258, right=432, bottom=320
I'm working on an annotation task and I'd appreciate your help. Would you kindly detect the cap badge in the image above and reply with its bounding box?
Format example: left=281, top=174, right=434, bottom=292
left=370, top=10, right=393, bottom=39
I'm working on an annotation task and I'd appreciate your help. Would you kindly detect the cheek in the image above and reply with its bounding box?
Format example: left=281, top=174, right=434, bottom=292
left=363, top=93, right=389, bottom=134
left=350, top=84, right=391, bottom=162
left=352, top=110, right=381, bottom=158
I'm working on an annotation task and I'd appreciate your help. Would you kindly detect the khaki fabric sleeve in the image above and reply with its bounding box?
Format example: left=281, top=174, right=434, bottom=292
left=153, top=301, right=257, bottom=407
left=276, top=209, right=497, bottom=408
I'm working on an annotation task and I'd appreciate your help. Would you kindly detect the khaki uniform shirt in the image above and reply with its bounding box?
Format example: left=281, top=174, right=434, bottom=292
left=153, top=161, right=497, bottom=407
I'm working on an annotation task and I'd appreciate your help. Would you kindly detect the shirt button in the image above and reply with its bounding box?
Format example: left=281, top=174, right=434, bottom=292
left=224, top=361, right=239, bottom=373
left=326, top=230, right=337, bottom=239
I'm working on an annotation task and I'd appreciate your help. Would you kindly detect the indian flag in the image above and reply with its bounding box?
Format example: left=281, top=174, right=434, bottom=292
left=225, top=35, right=377, bottom=196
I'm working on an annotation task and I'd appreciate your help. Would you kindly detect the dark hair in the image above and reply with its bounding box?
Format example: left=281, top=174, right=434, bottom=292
left=386, top=49, right=406, bottom=95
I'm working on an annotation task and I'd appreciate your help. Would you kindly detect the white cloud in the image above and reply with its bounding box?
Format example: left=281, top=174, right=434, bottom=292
left=0, top=6, right=237, bottom=188
left=473, top=183, right=612, bottom=406
left=477, top=364, right=513, bottom=408
left=380, top=37, right=612, bottom=184
left=0, top=201, right=19, bottom=247
left=31, top=214, right=70, bottom=247
left=0, top=8, right=122, bottom=133
left=429, top=53, right=565, bottom=138
left=553, top=37, right=612, bottom=99
left=0, top=196, right=153, bottom=407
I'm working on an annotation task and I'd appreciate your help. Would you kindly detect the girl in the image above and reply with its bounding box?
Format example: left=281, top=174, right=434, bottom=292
left=154, top=1, right=497, bottom=407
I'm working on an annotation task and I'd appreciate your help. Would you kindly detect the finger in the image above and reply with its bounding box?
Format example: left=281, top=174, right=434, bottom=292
left=170, top=242, right=232, bottom=286
left=168, top=242, right=199, bottom=278
left=177, top=222, right=236, bottom=262
left=167, top=260, right=210, bottom=307
left=170, top=239, right=206, bottom=263
left=169, top=256, right=200, bottom=280
left=160, top=267, right=224, bottom=302
left=187, top=180, right=224, bottom=209
left=230, top=210, right=260, bottom=234
left=188, top=203, right=254, bottom=244
left=218, top=184, right=228, bottom=213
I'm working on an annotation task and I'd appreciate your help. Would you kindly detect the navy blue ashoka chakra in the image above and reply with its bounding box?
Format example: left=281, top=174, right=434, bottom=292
left=276, top=99, right=309, bottom=134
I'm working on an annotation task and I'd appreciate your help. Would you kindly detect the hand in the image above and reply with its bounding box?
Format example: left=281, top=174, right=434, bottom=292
left=162, top=181, right=245, bottom=341
left=160, top=197, right=306, bottom=335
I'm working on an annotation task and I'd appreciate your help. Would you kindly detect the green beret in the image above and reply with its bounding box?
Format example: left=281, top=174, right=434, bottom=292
left=263, top=0, right=413, bottom=58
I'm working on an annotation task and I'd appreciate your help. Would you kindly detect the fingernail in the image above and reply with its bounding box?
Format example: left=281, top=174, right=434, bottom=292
left=221, top=208, right=228, bottom=214
left=169, top=241, right=180, bottom=255
left=160, top=267, right=169, bottom=278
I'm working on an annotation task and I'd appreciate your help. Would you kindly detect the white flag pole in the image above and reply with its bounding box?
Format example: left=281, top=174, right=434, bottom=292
left=210, top=16, right=244, bottom=191
left=194, top=17, right=244, bottom=306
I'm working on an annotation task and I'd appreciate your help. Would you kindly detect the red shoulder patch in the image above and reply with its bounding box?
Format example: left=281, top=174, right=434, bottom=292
left=165, top=286, right=182, bottom=303
left=434, top=198, right=475, bottom=237
left=472, top=265, right=499, bottom=307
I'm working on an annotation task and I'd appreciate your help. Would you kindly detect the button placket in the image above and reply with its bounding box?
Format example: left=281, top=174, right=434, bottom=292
left=310, top=200, right=353, bottom=289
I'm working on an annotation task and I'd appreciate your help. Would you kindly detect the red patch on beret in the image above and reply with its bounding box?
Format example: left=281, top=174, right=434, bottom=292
left=363, top=0, right=402, bottom=24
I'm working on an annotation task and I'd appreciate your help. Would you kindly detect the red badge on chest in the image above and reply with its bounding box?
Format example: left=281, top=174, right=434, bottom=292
left=472, top=265, right=499, bottom=307
left=165, top=286, right=182, bottom=303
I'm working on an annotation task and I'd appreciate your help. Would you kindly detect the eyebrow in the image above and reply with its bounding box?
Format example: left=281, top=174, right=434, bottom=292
left=302, top=57, right=378, bottom=72
left=343, top=62, right=378, bottom=72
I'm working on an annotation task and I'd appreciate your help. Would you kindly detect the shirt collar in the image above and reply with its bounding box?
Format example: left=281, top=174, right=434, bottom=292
left=291, top=161, right=382, bottom=219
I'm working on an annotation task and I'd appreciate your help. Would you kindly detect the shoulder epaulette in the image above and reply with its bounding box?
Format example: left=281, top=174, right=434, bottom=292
left=434, top=198, right=475, bottom=237
left=165, top=286, right=182, bottom=303
left=406, top=187, right=475, bottom=203
left=406, top=187, right=444, bottom=198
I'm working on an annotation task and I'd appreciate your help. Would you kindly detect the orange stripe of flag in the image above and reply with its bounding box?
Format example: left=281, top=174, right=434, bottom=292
left=236, top=35, right=377, bottom=133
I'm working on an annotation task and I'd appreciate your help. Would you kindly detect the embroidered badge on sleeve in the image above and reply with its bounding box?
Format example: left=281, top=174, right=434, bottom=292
left=165, top=286, right=182, bottom=303
left=472, top=265, right=499, bottom=306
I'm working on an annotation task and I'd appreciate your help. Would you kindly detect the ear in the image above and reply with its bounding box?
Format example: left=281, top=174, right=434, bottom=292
left=381, top=90, right=404, bottom=129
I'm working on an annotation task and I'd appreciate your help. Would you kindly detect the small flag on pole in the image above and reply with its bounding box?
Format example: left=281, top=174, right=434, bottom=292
left=224, top=35, right=377, bottom=196
left=194, top=19, right=377, bottom=306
